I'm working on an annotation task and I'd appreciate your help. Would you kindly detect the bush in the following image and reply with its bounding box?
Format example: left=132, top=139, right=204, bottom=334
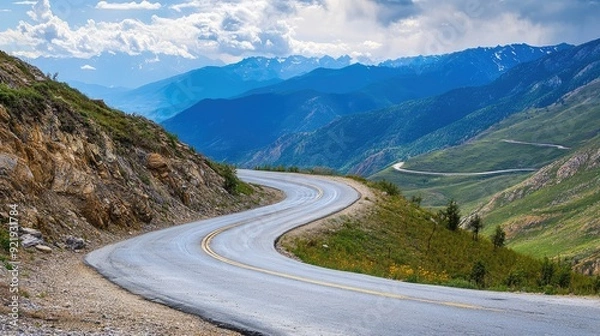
left=208, top=161, right=241, bottom=195
left=470, top=260, right=487, bottom=288
left=557, top=265, right=572, bottom=289
left=0, top=225, right=10, bottom=253
left=371, top=180, right=401, bottom=196
left=539, top=257, right=555, bottom=286
left=505, top=269, right=525, bottom=288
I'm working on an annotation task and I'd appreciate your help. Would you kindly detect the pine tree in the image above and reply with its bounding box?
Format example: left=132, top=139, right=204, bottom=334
left=470, top=260, right=487, bottom=288
left=443, top=199, right=461, bottom=231
left=468, top=215, right=484, bottom=241
left=491, top=225, right=506, bottom=248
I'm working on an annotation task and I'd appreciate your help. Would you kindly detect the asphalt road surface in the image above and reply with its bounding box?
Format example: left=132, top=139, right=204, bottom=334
left=392, top=162, right=536, bottom=176
left=86, top=170, right=600, bottom=335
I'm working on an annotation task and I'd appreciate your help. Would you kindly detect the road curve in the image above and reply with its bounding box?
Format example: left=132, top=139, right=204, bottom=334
left=393, top=162, right=536, bottom=176
left=501, top=139, right=571, bottom=150
left=86, top=170, right=600, bottom=335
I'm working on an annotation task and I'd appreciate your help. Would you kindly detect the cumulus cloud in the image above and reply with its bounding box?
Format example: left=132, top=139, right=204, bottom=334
left=96, top=1, right=162, bottom=11
left=81, top=64, right=97, bottom=70
left=0, top=0, right=598, bottom=63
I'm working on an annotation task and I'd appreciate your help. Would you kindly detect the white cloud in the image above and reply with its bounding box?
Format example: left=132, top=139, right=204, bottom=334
left=96, top=1, right=162, bottom=11
left=81, top=64, right=97, bottom=70
left=12, top=1, right=37, bottom=5
left=0, top=0, right=598, bottom=63
left=169, top=1, right=199, bottom=12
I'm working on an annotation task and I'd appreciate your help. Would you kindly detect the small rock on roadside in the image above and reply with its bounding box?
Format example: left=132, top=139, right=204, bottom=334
left=20, top=227, right=43, bottom=238
left=21, top=233, right=44, bottom=248
left=35, top=244, right=52, bottom=253
left=65, top=235, right=86, bottom=250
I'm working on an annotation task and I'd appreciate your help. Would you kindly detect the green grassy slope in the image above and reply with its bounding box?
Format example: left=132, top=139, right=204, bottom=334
left=283, top=190, right=600, bottom=294
left=371, top=79, right=600, bottom=212
left=477, top=136, right=600, bottom=274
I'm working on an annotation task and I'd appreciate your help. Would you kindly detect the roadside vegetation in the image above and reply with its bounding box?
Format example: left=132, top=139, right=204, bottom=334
left=207, top=161, right=253, bottom=196
left=254, top=164, right=339, bottom=176
left=283, top=183, right=600, bottom=295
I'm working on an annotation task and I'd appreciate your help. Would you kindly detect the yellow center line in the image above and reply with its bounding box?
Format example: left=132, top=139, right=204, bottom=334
left=201, top=181, right=501, bottom=312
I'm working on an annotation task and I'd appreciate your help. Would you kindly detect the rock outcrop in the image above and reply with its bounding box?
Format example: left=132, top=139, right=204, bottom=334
left=0, top=50, right=262, bottom=248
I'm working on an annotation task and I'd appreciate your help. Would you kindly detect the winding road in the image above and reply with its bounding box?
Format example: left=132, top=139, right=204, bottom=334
left=86, top=170, right=600, bottom=335
left=392, top=162, right=536, bottom=176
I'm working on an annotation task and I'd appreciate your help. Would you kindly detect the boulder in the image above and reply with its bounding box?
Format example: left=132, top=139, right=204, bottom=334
left=20, top=227, right=42, bottom=238
left=21, top=234, right=44, bottom=248
left=146, top=153, right=168, bottom=170
left=65, top=236, right=86, bottom=250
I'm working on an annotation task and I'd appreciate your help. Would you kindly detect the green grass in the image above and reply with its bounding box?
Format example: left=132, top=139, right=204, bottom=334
left=208, top=161, right=254, bottom=195
left=370, top=79, right=600, bottom=212
left=373, top=170, right=530, bottom=213
left=482, top=163, right=600, bottom=261
left=0, top=224, right=10, bottom=253
left=284, top=191, right=599, bottom=294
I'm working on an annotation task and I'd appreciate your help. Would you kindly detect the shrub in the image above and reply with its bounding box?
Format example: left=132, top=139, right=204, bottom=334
left=557, top=265, right=572, bottom=289
left=0, top=225, right=10, bottom=253
left=470, top=260, right=487, bottom=288
left=467, top=215, right=483, bottom=241
left=491, top=225, right=506, bottom=248
left=208, top=161, right=240, bottom=195
left=505, top=269, right=525, bottom=288
left=539, top=257, right=555, bottom=286
left=371, top=180, right=401, bottom=196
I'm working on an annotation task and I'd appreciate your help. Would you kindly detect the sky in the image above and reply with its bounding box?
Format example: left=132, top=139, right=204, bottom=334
left=0, top=0, right=599, bottom=87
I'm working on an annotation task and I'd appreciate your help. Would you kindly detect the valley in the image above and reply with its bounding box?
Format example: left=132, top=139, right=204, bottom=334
left=1, top=27, right=599, bottom=335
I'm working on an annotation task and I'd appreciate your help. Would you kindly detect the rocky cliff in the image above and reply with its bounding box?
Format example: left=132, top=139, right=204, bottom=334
left=0, top=50, right=268, bottom=250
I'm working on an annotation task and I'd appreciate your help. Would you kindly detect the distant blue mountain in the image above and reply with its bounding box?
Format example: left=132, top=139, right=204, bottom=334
left=247, top=39, right=599, bottom=175
left=246, top=43, right=573, bottom=97
left=67, top=81, right=130, bottom=99
left=102, top=55, right=352, bottom=122
left=161, top=90, right=381, bottom=162
left=161, top=43, right=572, bottom=164
left=380, top=43, right=572, bottom=71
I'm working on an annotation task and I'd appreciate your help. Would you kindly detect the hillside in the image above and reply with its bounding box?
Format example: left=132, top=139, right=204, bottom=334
left=164, top=43, right=569, bottom=165
left=162, top=89, right=384, bottom=162
left=248, top=43, right=571, bottom=97
left=0, top=50, right=269, bottom=249
left=476, top=136, right=600, bottom=275
left=98, top=55, right=352, bottom=122
left=250, top=38, right=600, bottom=175
left=282, top=180, right=599, bottom=291
left=371, top=78, right=600, bottom=211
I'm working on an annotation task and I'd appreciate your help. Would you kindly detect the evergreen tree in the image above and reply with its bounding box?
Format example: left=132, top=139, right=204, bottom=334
left=491, top=225, right=506, bottom=248
left=470, top=260, right=487, bottom=288
left=468, top=215, right=484, bottom=241
left=443, top=199, right=461, bottom=231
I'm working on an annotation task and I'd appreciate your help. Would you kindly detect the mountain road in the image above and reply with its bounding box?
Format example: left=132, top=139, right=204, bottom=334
left=86, top=170, right=600, bottom=335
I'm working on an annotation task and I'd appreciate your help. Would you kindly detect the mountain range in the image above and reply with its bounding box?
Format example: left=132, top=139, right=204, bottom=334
left=72, top=55, right=353, bottom=122
left=251, top=39, right=598, bottom=175
left=160, top=43, right=573, bottom=168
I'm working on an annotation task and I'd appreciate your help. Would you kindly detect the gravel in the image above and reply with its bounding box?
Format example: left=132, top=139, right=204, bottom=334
left=1, top=249, right=240, bottom=336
